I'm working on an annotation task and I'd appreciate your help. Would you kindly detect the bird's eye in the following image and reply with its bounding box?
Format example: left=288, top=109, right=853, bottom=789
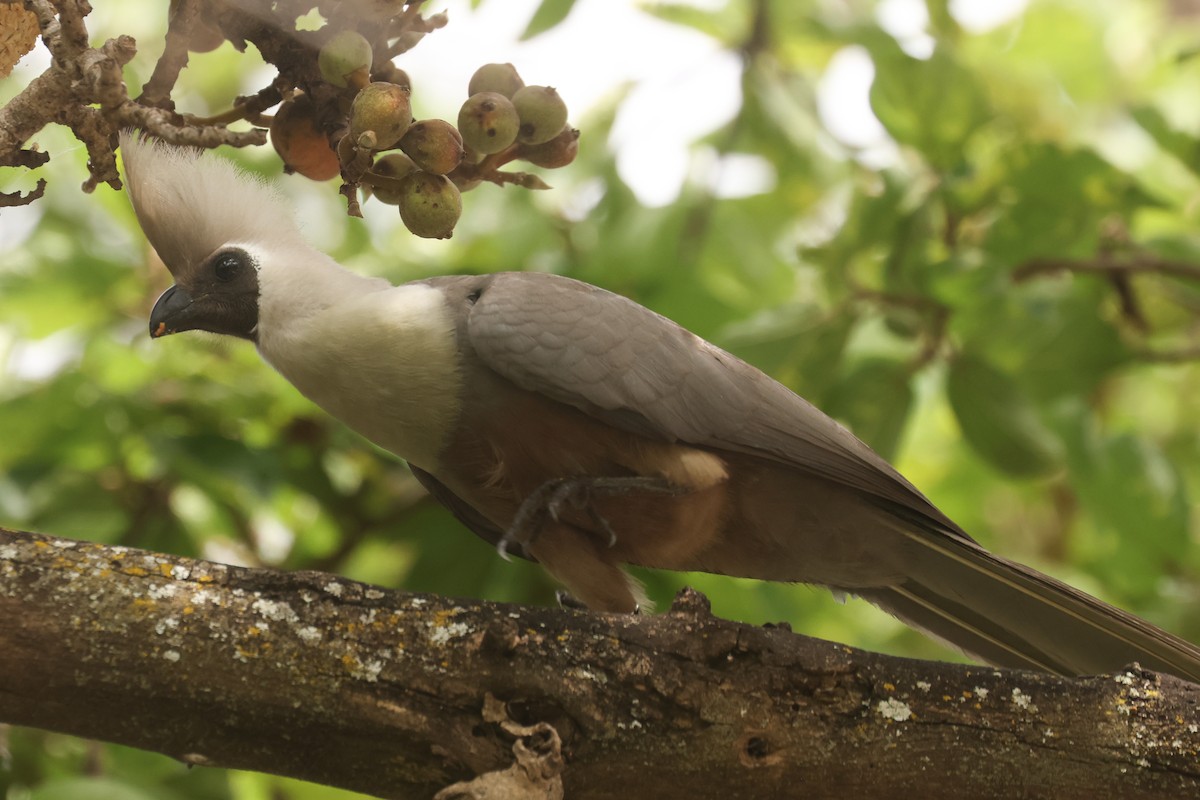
left=213, top=251, right=243, bottom=282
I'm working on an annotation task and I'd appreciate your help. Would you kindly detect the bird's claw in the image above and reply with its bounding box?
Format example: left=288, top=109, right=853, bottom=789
left=495, top=475, right=680, bottom=558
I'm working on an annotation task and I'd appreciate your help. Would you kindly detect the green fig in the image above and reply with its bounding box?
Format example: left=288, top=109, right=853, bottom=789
left=319, top=30, right=372, bottom=89
left=398, top=171, right=462, bottom=239
left=399, top=119, right=464, bottom=175
left=349, top=81, right=412, bottom=150
left=367, top=152, right=418, bottom=205
left=457, top=92, right=519, bottom=155
left=468, top=62, right=524, bottom=99
left=519, top=126, right=579, bottom=168
left=512, top=85, right=568, bottom=145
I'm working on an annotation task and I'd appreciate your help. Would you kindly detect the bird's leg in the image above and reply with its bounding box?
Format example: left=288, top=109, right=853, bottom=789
left=532, top=522, right=649, bottom=613
left=498, top=475, right=684, bottom=559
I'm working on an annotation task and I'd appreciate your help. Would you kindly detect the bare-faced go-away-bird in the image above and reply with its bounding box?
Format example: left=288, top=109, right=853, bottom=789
left=120, top=133, right=1200, bottom=683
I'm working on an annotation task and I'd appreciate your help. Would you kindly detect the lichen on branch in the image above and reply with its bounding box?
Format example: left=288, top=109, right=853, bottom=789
left=2, top=525, right=1199, bottom=799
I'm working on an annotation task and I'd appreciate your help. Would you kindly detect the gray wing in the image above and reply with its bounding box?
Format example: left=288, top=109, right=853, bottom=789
left=462, top=272, right=963, bottom=537
left=452, top=273, right=1200, bottom=682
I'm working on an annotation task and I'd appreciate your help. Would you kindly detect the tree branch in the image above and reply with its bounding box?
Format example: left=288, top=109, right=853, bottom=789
left=2, top=526, right=1199, bottom=799
left=137, top=0, right=199, bottom=108
left=1134, top=345, right=1200, bottom=363
left=1012, top=254, right=1200, bottom=284
left=0, top=0, right=267, bottom=197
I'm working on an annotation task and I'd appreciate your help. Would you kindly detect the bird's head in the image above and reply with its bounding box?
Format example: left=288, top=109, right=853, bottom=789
left=121, top=132, right=303, bottom=341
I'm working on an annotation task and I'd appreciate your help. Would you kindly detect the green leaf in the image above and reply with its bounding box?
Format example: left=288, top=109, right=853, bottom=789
left=824, top=357, right=914, bottom=461
left=946, top=354, right=1065, bottom=477
left=723, top=308, right=857, bottom=400
left=984, top=2, right=1112, bottom=105
left=869, top=44, right=990, bottom=169
left=946, top=278, right=1130, bottom=404
left=1017, top=286, right=1130, bottom=401
left=519, top=0, right=578, bottom=40
left=641, top=2, right=747, bottom=46
left=923, top=0, right=960, bottom=39
left=1062, top=415, right=1190, bottom=599
left=983, top=144, right=1138, bottom=263
left=1131, top=105, right=1200, bottom=177
left=31, top=778, right=159, bottom=800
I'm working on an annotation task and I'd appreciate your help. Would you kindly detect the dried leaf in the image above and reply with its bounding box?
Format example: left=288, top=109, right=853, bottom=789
left=0, top=4, right=40, bottom=78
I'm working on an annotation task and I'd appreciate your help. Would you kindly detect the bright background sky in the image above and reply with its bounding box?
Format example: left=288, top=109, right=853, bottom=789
left=392, top=0, right=1030, bottom=205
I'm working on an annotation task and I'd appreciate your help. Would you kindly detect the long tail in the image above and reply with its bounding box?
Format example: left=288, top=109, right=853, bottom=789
left=855, top=523, right=1200, bottom=683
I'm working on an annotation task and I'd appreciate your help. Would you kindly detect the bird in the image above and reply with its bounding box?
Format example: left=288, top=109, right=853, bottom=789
left=120, top=132, right=1200, bottom=683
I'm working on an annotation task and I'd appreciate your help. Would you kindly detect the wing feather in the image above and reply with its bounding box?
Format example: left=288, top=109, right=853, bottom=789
left=408, top=464, right=535, bottom=560
left=465, top=272, right=961, bottom=536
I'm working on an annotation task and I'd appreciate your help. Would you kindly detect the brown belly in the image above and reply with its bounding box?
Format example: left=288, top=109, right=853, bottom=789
left=436, top=385, right=733, bottom=568
left=430, top=381, right=910, bottom=610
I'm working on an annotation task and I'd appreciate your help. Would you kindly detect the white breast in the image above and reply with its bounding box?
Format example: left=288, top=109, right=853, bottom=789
left=256, top=283, right=463, bottom=471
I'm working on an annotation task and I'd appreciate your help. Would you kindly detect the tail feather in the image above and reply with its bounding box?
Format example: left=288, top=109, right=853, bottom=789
left=856, top=584, right=1064, bottom=673
left=858, top=524, right=1200, bottom=683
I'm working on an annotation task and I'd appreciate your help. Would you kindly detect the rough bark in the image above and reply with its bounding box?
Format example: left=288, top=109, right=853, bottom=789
left=1, top=525, right=1198, bottom=800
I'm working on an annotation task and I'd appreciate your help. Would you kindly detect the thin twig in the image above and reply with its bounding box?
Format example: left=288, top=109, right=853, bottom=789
left=849, top=284, right=947, bottom=314
left=849, top=284, right=951, bottom=370
left=1013, top=255, right=1200, bottom=284
left=0, top=178, right=46, bottom=207
left=185, top=86, right=285, bottom=126
left=1132, top=345, right=1200, bottom=363
left=138, top=0, right=203, bottom=108
left=481, top=170, right=550, bottom=190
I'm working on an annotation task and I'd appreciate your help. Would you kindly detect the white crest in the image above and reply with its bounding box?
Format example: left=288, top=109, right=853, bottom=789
left=119, top=132, right=301, bottom=276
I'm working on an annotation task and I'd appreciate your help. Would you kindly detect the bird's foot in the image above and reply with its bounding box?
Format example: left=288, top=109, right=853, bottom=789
left=497, top=476, right=683, bottom=560
left=556, top=589, right=644, bottom=614
left=554, top=590, right=588, bottom=610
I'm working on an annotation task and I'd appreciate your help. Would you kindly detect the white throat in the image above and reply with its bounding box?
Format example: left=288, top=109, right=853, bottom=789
left=253, top=253, right=462, bottom=471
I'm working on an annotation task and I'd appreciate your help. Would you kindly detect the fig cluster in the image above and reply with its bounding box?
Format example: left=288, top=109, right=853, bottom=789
left=458, top=63, right=578, bottom=166
left=270, top=32, right=579, bottom=240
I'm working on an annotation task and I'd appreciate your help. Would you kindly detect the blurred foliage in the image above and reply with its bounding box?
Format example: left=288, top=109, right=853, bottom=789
left=4, top=0, right=1200, bottom=797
